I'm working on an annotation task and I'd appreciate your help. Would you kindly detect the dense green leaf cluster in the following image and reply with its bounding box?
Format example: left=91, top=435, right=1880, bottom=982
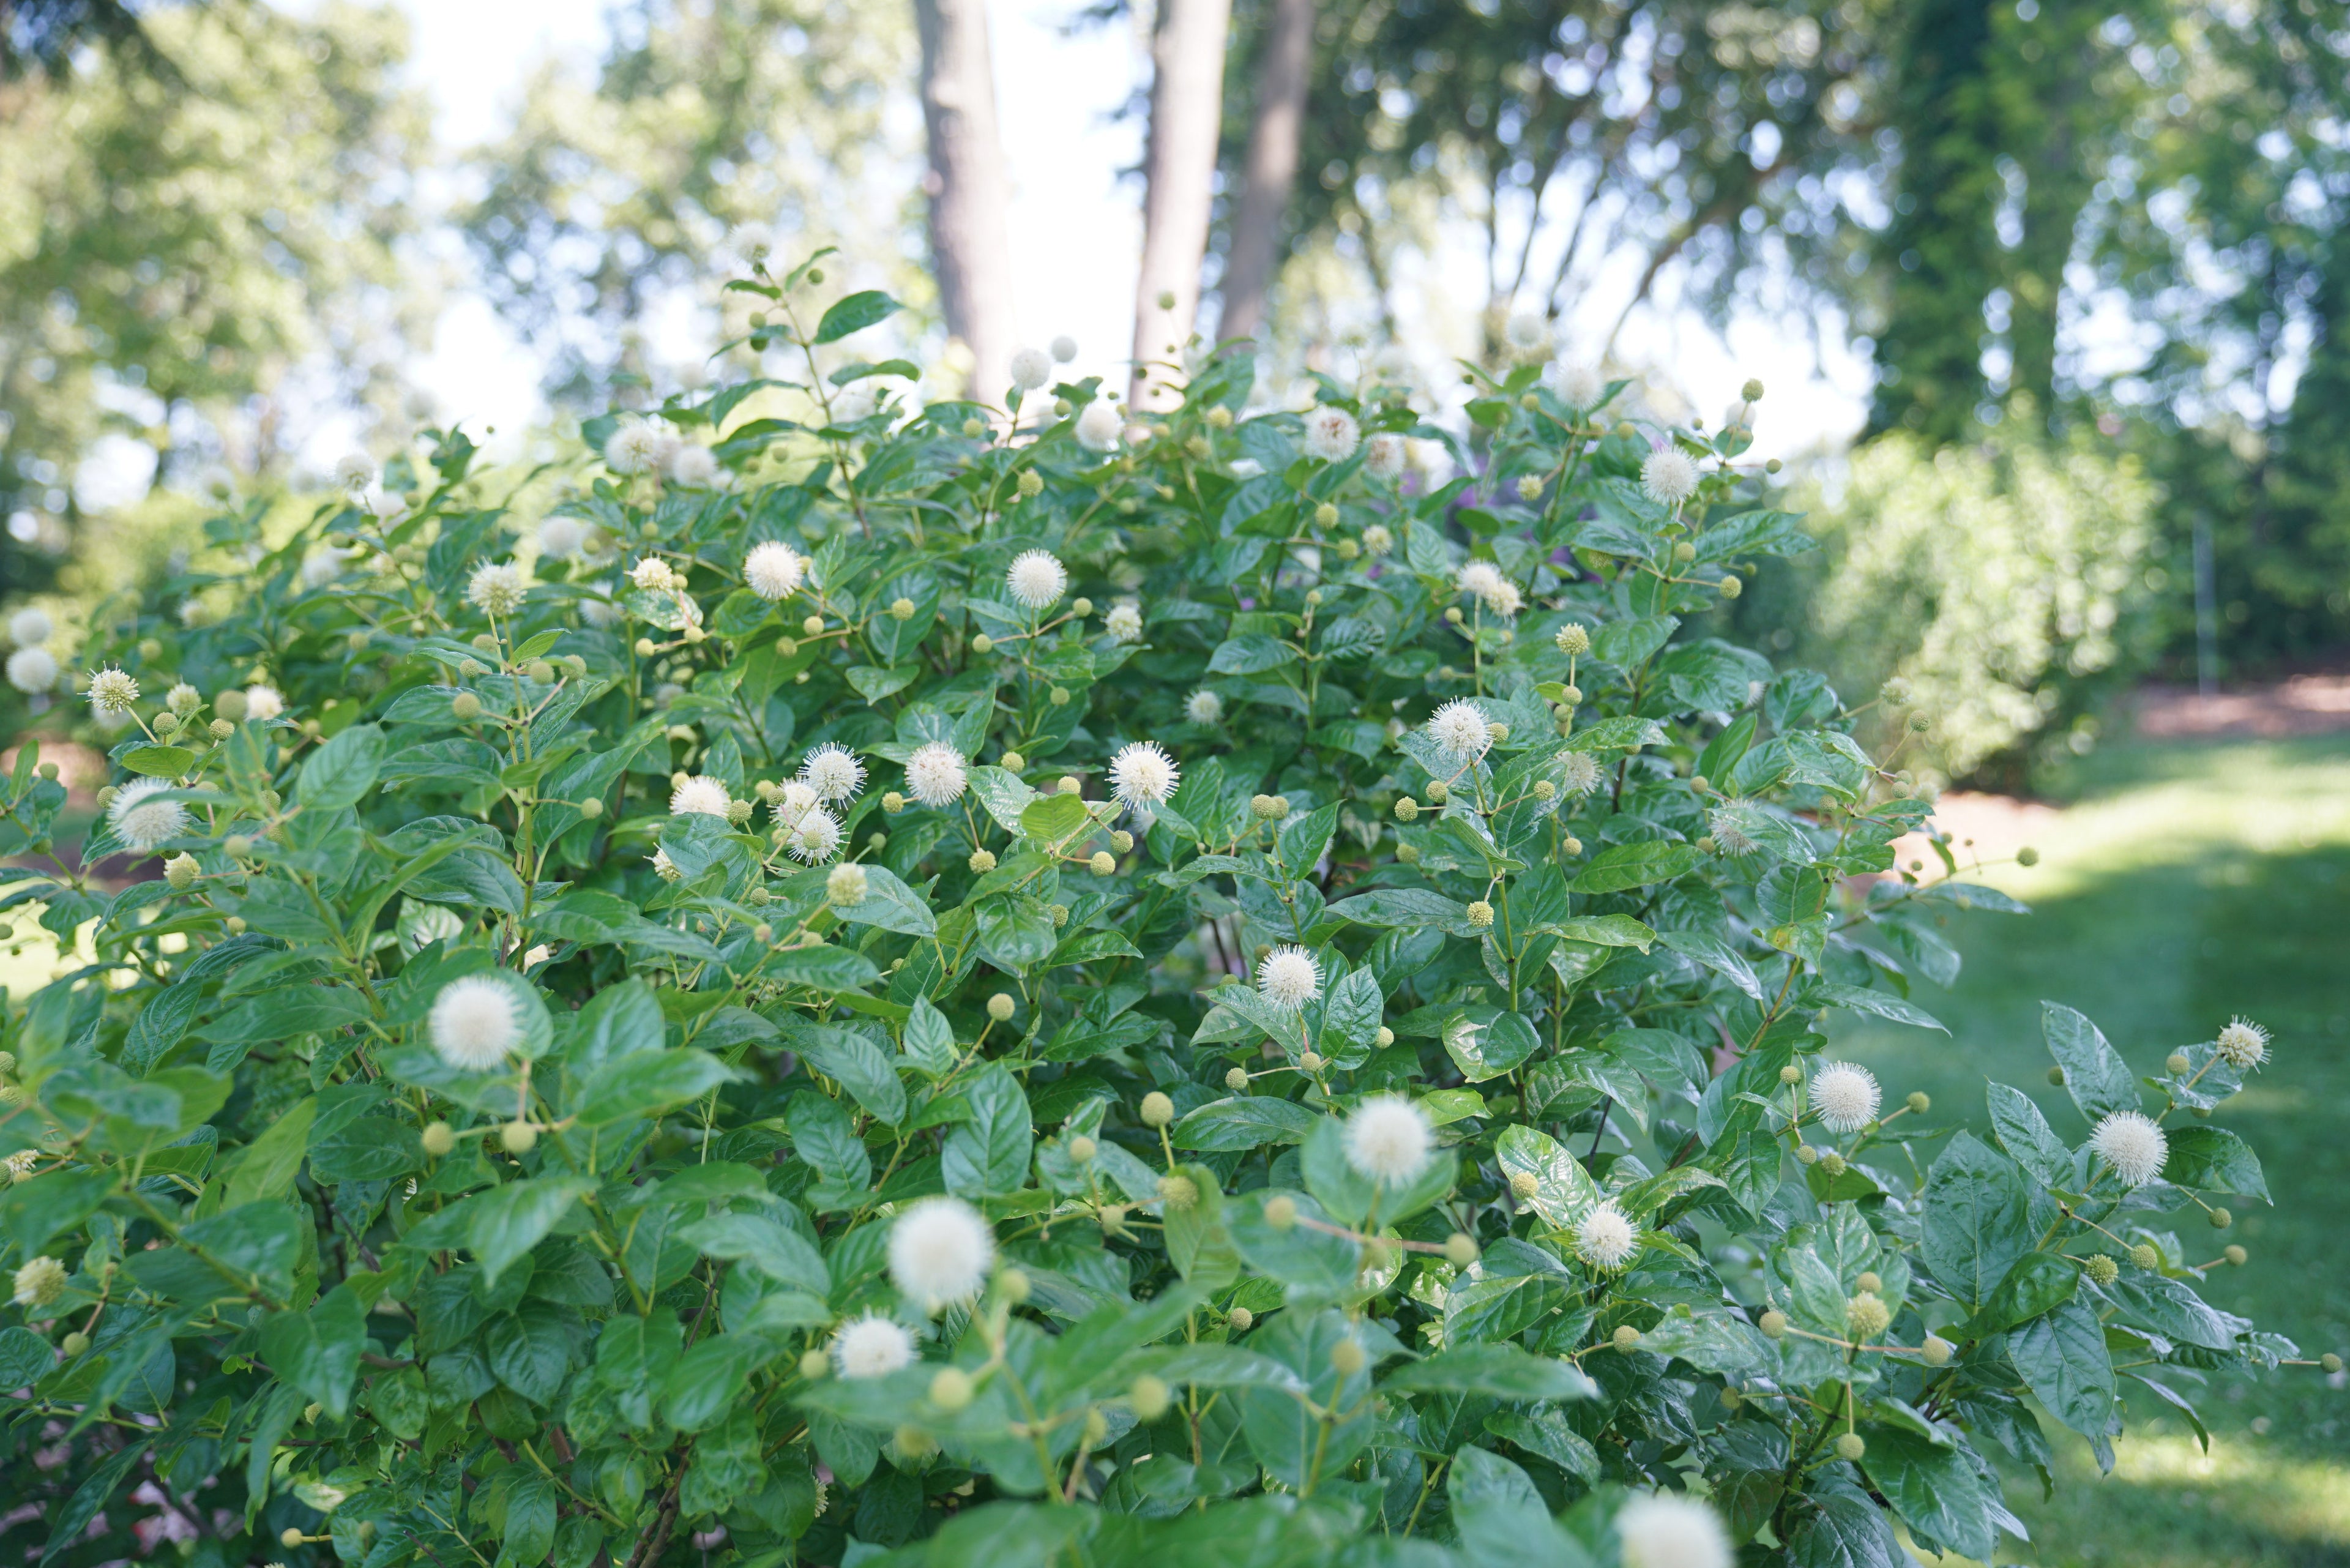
left=0, top=257, right=2308, bottom=1568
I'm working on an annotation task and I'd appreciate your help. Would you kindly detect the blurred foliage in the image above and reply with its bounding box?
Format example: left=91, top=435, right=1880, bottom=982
left=457, top=0, right=927, bottom=411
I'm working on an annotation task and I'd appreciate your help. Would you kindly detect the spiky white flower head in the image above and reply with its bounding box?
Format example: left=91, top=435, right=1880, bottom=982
left=1050, top=335, right=1078, bottom=364
left=536, top=516, right=587, bottom=561
left=1303, top=406, right=1360, bottom=463
left=1362, top=523, right=1394, bottom=557
left=1258, top=945, right=1322, bottom=1009
left=830, top=386, right=878, bottom=426
left=1707, top=806, right=1758, bottom=857
left=905, top=742, right=969, bottom=808
left=581, top=593, right=624, bottom=629
left=888, top=1195, right=996, bottom=1309
left=670, top=776, right=732, bottom=817
left=1811, top=1061, right=1881, bottom=1133
left=1427, top=698, right=1493, bottom=762
left=1005, top=550, right=1068, bottom=610
left=833, top=1313, right=916, bottom=1378
left=800, top=743, right=865, bottom=803
left=86, top=665, right=140, bottom=716
left=332, top=452, right=376, bottom=494
left=1009, top=347, right=1053, bottom=392
left=10, top=607, right=54, bottom=647
left=1075, top=400, right=1124, bottom=452
left=11, top=1255, right=65, bottom=1310
left=630, top=556, right=683, bottom=594
left=1110, top=741, right=1179, bottom=811
left=1556, top=363, right=1606, bottom=410
left=1455, top=561, right=1523, bottom=617
left=1575, top=1199, right=1638, bottom=1271
left=467, top=562, right=530, bottom=618
left=1184, top=689, right=1223, bottom=725
left=1345, top=1095, right=1434, bottom=1184
left=243, top=684, right=284, bottom=722
left=1504, top=311, right=1550, bottom=354
left=650, top=847, right=682, bottom=881
left=2091, top=1110, right=2166, bottom=1188
left=2, top=1149, right=35, bottom=1180
left=1616, top=1491, right=1731, bottom=1568
left=1557, top=752, right=1605, bottom=797
left=784, top=808, right=843, bottom=864
left=668, top=444, right=719, bottom=488
left=108, top=779, right=188, bottom=853
left=1104, top=602, right=1144, bottom=643
left=6, top=646, right=58, bottom=695
left=605, top=421, right=667, bottom=476
left=1364, top=432, right=1407, bottom=480
left=774, top=779, right=821, bottom=825
left=744, top=541, right=805, bottom=601
left=827, top=862, right=869, bottom=906
left=428, top=976, right=523, bottom=1072
left=1641, top=445, right=1701, bottom=507
left=166, top=682, right=201, bottom=715
left=2215, top=1016, right=2270, bottom=1070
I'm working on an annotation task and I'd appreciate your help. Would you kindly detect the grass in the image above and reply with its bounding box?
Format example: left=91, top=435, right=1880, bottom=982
left=1835, top=733, right=2350, bottom=1566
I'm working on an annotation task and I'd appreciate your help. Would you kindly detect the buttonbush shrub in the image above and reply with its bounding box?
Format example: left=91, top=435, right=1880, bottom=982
left=0, top=256, right=2317, bottom=1568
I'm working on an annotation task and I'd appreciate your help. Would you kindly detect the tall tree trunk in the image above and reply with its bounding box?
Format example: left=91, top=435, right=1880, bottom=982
left=1130, top=0, right=1234, bottom=408
left=1216, top=0, right=1313, bottom=345
left=914, top=0, right=1015, bottom=401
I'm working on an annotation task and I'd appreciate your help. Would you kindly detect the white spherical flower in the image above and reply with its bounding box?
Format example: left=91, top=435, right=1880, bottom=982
left=87, top=665, right=140, bottom=715
left=605, top=421, right=667, bottom=476
left=800, top=742, right=866, bottom=803
left=1364, top=432, right=1407, bottom=480
left=7, top=646, right=58, bottom=695
left=1050, top=335, right=1078, bottom=364
left=1558, top=752, right=1605, bottom=797
left=428, top=975, right=523, bottom=1072
left=1076, top=400, right=1124, bottom=452
left=1811, top=1061, right=1881, bottom=1133
left=1707, top=806, right=1759, bottom=857
left=536, top=516, right=587, bottom=561
left=670, top=776, right=733, bottom=818
left=1104, top=602, right=1144, bottom=643
left=1009, top=347, right=1053, bottom=392
left=1616, top=1491, right=1731, bottom=1568
left=1303, top=406, right=1361, bottom=463
left=1455, top=561, right=1522, bottom=617
left=744, top=541, right=805, bottom=601
left=827, top=862, right=869, bottom=906
left=581, top=594, right=624, bottom=629
left=1641, top=446, right=1701, bottom=507
left=650, top=846, right=682, bottom=881
left=2215, top=1016, right=2270, bottom=1070
left=1184, top=689, right=1223, bottom=725
left=785, top=808, right=844, bottom=864
left=1258, top=944, right=1322, bottom=1010
left=774, top=780, right=821, bottom=826
left=332, top=452, right=376, bottom=494
left=1557, top=363, right=1607, bottom=410
left=1574, top=1200, right=1638, bottom=1271
left=108, top=778, right=189, bottom=853
left=725, top=221, right=775, bottom=271
left=662, top=444, right=715, bottom=488
left=1109, top=741, right=1180, bottom=810
left=833, top=1314, right=917, bottom=1379
left=1427, top=698, right=1493, bottom=762
left=243, top=684, right=285, bottom=722
left=888, top=1195, right=996, bottom=1309
left=1362, top=523, right=1393, bottom=556
left=630, top=556, right=682, bottom=593
left=2091, top=1110, right=2167, bottom=1188
left=9, top=607, right=53, bottom=648
left=1344, top=1095, right=1434, bottom=1184
left=467, top=561, right=530, bottom=618
left=1005, top=550, right=1069, bottom=611
left=1504, top=311, right=1550, bottom=354
left=905, top=742, right=969, bottom=808
left=11, top=1255, right=66, bottom=1310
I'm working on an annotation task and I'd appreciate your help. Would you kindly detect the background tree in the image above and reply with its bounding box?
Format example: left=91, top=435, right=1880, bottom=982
left=914, top=0, right=1016, bottom=398
left=1212, top=0, right=1313, bottom=343
left=1132, top=0, right=1234, bottom=406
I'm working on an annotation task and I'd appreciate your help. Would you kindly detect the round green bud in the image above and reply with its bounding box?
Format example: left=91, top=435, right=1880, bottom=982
left=1922, top=1334, right=1953, bottom=1367
left=634, top=637, right=658, bottom=657
left=525, top=659, right=555, bottom=684
left=890, top=597, right=916, bottom=620
left=2209, top=1206, right=2232, bottom=1230
left=1090, top=850, right=1116, bottom=875
left=1856, top=1271, right=1882, bottom=1294
left=1759, top=1310, right=1788, bottom=1338
left=1297, top=1050, right=1324, bottom=1072
left=2016, top=845, right=2040, bottom=866
left=1444, top=607, right=1465, bottom=625
left=1780, top=1064, right=1803, bottom=1085
left=1907, top=1091, right=1930, bottom=1114
left=883, top=791, right=907, bottom=813
left=968, top=848, right=998, bottom=873
left=1673, top=541, right=1696, bottom=562
left=1819, top=1151, right=1847, bottom=1176
left=800, top=1349, right=830, bottom=1381
left=1718, top=575, right=1742, bottom=599
left=1129, top=1374, right=1172, bottom=1421
left=1315, top=502, right=1338, bottom=528
left=209, top=718, right=234, bottom=739
left=1070, top=597, right=1094, bottom=618
left=578, top=797, right=604, bottom=818
left=930, top=1367, right=975, bottom=1411
left=982, top=993, right=1015, bottom=1023
left=163, top=853, right=200, bottom=890
left=970, top=633, right=993, bottom=654
left=501, top=1121, right=537, bottom=1154
left=1612, top=1324, right=1643, bottom=1352
left=420, top=1122, right=457, bottom=1157
left=1226, top=1067, right=1250, bottom=1091
left=1048, top=685, right=1072, bottom=706
left=1263, top=1195, right=1298, bottom=1229
left=283, top=1528, right=307, bottom=1548
left=2048, top=1066, right=2067, bottom=1086
left=962, top=417, right=985, bottom=438
left=2084, top=1253, right=2119, bottom=1286
left=2167, top=1052, right=2192, bottom=1075
left=1140, top=1091, right=1175, bottom=1128
left=151, top=711, right=179, bottom=737
left=1058, top=775, right=1083, bottom=797
left=1000, top=750, right=1027, bottom=772
left=1016, top=469, right=1044, bottom=499
left=1835, top=1432, right=1866, bottom=1462
left=1376, top=1026, right=1395, bottom=1048
left=1157, top=1173, right=1199, bottom=1209
left=998, top=1267, right=1032, bottom=1304
left=2322, top=1353, right=2344, bottom=1374
left=1067, top=1135, right=1097, bottom=1164
left=1330, top=1338, right=1367, bottom=1376
left=1395, top=843, right=1420, bottom=864
left=61, top=1331, right=91, bottom=1357
left=1228, top=1307, right=1254, bottom=1331
left=1796, top=1144, right=1821, bottom=1165
left=1048, top=902, right=1069, bottom=926
left=2130, top=1243, right=2161, bottom=1271
left=1111, top=830, right=1134, bottom=853
left=2224, top=1244, right=2247, bottom=1266
left=451, top=692, right=482, bottom=721
left=1444, top=1232, right=1480, bottom=1266
left=1532, top=778, right=1556, bottom=801
left=225, top=835, right=253, bottom=858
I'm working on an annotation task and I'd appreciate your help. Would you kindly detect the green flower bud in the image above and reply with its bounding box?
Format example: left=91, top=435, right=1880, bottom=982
left=1228, top=1307, right=1253, bottom=1331
left=1612, top=1324, right=1642, bottom=1351
left=1835, top=1432, right=1866, bottom=1462
left=1140, top=1091, right=1174, bottom=1128
left=2130, top=1243, right=2161, bottom=1271
left=1263, top=1194, right=1298, bottom=1229
left=930, top=1367, right=974, bottom=1411
left=1128, top=1373, right=1172, bottom=1421
left=1067, top=1135, right=1097, bottom=1163
left=1444, top=1232, right=1480, bottom=1266
left=1330, top=1338, right=1367, bottom=1376
left=420, top=1122, right=456, bottom=1157
left=988, top=993, right=1016, bottom=1021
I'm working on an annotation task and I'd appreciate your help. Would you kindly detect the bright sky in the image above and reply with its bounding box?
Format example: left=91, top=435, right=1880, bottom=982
left=385, top=0, right=1868, bottom=467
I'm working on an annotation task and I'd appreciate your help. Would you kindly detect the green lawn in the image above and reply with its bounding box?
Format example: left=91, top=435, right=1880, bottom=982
left=1833, top=734, right=2350, bottom=1566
